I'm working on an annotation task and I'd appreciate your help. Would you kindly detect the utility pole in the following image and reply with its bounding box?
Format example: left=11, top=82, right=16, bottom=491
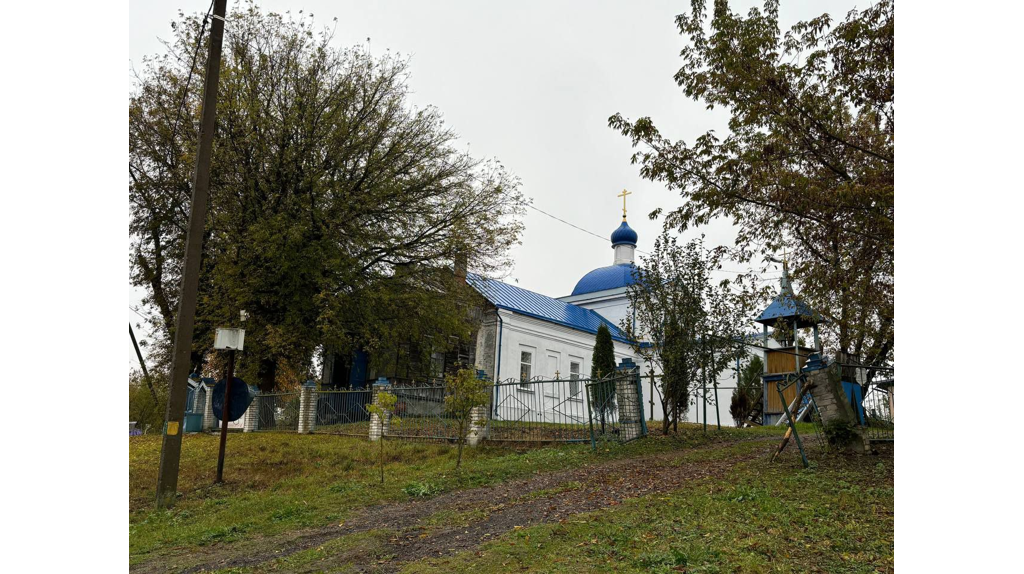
left=156, top=0, right=229, bottom=509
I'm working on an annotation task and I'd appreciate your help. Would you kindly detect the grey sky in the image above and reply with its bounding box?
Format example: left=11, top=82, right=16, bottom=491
left=128, top=0, right=857, bottom=370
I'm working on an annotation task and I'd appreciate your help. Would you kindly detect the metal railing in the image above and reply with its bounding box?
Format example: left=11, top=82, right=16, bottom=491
left=490, top=377, right=591, bottom=443
left=384, top=383, right=463, bottom=441
left=862, top=383, right=894, bottom=441
left=252, top=392, right=301, bottom=432
left=315, top=389, right=373, bottom=436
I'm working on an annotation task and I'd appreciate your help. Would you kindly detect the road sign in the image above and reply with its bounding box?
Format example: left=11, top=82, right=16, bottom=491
left=214, top=328, right=245, bottom=350
left=212, top=377, right=254, bottom=422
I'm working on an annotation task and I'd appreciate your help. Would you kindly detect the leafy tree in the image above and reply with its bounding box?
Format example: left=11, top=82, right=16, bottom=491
left=129, top=368, right=167, bottom=434
left=129, top=3, right=524, bottom=390
left=444, top=367, right=490, bottom=469
left=367, top=391, right=400, bottom=484
left=729, top=355, right=763, bottom=426
left=589, top=323, right=618, bottom=433
left=623, top=233, right=747, bottom=434
left=610, top=0, right=894, bottom=388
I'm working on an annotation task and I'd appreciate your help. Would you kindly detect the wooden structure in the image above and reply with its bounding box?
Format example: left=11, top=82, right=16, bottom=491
left=755, top=262, right=823, bottom=425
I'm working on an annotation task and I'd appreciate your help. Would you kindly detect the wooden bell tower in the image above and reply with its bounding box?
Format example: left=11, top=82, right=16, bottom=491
left=755, top=261, right=823, bottom=425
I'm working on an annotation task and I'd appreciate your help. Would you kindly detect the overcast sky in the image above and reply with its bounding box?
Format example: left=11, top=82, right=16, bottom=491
left=128, top=0, right=859, bottom=370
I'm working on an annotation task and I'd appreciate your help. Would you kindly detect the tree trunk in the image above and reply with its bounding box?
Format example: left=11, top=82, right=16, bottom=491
left=258, top=358, right=277, bottom=392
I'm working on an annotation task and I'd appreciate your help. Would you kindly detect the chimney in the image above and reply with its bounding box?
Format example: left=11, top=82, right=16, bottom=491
left=454, top=251, right=467, bottom=283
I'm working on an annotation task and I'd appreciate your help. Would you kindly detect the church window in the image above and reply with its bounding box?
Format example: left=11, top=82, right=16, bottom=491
left=569, top=361, right=581, bottom=396
left=519, top=350, right=533, bottom=386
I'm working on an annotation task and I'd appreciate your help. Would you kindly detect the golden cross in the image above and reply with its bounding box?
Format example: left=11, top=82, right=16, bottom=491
left=617, top=189, right=632, bottom=220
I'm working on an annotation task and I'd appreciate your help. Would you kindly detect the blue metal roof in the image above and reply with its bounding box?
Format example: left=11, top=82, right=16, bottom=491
left=571, top=263, right=639, bottom=296
left=755, top=293, right=821, bottom=327
left=610, top=220, right=638, bottom=246
left=754, top=264, right=821, bottom=328
left=468, top=274, right=631, bottom=343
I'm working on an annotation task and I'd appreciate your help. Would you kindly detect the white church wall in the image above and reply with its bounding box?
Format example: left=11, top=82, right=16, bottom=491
left=487, top=310, right=643, bottom=424
left=635, top=345, right=770, bottom=428
left=492, top=311, right=637, bottom=381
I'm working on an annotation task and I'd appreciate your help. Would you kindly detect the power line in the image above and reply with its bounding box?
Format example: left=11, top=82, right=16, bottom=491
left=525, top=202, right=781, bottom=276
left=168, top=0, right=215, bottom=151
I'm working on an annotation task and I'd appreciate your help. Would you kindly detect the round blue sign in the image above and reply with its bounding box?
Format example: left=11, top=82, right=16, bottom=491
left=212, top=377, right=254, bottom=422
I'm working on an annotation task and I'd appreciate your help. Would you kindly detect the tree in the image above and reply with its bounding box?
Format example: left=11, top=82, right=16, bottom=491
left=590, top=323, right=618, bottom=433
left=729, top=355, right=763, bottom=426
left=609, top=0, right=894, bottom=387
left=444, top=367, right=490, bottom=469
left=622, top=233, right=747, bottom=434
left=129, top=3, right=525, bottom=390
left=367, top=391, right=400, bottom=484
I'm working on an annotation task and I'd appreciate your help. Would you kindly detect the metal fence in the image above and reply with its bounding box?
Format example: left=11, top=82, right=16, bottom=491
left=315, top=389, right=373, bottom=436
left=489, top=377, right=591, bottom=443
left=862, top=382, right=894, bottom=441
left=384, top=383, right=463, bottom=441
left=252, top=392, right=301, bottom=432
left=586, top=370, right=647, bottom=446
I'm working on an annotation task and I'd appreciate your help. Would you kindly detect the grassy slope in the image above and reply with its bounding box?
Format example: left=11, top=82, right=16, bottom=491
left=131, top=424, right=879, bottom=573
left=130, top=426, right=784, bottom=562
left=402, top=449, right=894, bottom=573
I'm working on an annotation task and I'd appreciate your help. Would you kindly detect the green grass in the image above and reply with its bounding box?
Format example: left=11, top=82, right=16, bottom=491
left=402, top=452, right=894, bottom=573
left=130, top=424, right=776, bottom=564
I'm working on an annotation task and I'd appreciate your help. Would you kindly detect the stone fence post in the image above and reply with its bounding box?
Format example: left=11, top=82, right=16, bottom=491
left=369, top=381, right=391, bottom=441
left=297, top=382, right=317, bottom=434
left=243, top=394, right=259, bottom=432
left=615, top=359, right=644, bottom=441
left=466, top=405, right=489, bottom=446
left=803, top=357, right=870, bottom=453
left=201, top=386, right=217, bottom=431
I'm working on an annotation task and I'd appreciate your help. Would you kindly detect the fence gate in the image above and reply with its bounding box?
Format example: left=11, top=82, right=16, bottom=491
left=489, top=376, right=591, bottom=443
left=252, top=392, right=301, bottom=431
left=385, top=384, right=461, bottom=441
left=862, top=381, right=894, bottom=442
left=587, top=368, right=647, bottom=448
left=315, top=389, right=373, bottom=436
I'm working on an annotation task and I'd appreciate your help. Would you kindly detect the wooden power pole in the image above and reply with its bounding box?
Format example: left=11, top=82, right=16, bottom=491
left=155, top=0, right=229, bottom=509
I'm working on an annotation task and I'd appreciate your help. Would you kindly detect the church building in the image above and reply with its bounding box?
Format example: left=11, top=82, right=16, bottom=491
left=467, top=199, right=651, bottom=386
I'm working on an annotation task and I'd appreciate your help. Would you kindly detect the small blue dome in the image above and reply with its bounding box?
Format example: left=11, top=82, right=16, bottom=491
left=610, top=220, right=638, bottom=246
left=571, top=263, right=639, bottom=296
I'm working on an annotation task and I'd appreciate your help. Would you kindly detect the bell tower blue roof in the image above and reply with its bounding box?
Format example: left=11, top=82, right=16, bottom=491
left=754, top=262, right=822, bottom=328
left=610, top=220, right=638, bottom=246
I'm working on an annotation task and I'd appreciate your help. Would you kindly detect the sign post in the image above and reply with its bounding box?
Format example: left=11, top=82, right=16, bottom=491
left=214, top=327, right=245, bottom=483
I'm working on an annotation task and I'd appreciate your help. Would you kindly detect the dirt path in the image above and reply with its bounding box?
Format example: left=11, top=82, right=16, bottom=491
left=133, top=437, right=785, bottom=574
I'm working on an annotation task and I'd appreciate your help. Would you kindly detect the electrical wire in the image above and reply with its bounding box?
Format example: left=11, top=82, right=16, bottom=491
left=525, top=202, right=781, bottom=276
left=168, top=0, right=216, bottom=151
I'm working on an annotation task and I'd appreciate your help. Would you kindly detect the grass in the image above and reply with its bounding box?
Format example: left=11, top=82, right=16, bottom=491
left=130, top=424, right=778, bottom=564
left=401, top=450, right=894, bottom=573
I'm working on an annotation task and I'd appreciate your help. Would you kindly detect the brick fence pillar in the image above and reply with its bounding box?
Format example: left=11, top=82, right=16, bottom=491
left=243, top=394, right=259, bottom=432
left=466, top=405, right=489, bottom=446
left=297, top=382, right=316, bottom=434
left=369, top=384, right=391, bottom=441
left=804, top=361, right=870, bottom=453
left=615, top=375, right=643, bottom=442
left=201, top=386, right=217, bottom=431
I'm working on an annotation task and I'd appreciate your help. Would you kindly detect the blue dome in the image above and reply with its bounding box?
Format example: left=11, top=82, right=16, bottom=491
left=610, top=220, right=638, bottom=246
left=571, top=263, right=639, bottom=296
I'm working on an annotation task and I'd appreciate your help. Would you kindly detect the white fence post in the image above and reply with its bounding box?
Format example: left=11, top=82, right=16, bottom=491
left=466, top=405, right=488, bottom=446
left=298, top=382, right=316, bottom=434
left=243, top=394, right=259, bottom=432
left=202, top=385, right=217, bottom=431
left=368, top=382, right=391, bottom=441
